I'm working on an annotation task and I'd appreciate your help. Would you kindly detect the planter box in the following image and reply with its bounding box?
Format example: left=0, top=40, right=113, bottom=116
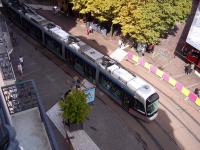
left=68, top=123, right=83, bottom=132
left=64, top=120, right=83, bottom=132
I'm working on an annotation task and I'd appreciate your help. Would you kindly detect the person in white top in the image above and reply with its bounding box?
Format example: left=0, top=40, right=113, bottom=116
left=118, top=39, right=123, bottom=48
left=17, top=63, right=23, bottom=76
left=19, top=56, right=24, bottom=66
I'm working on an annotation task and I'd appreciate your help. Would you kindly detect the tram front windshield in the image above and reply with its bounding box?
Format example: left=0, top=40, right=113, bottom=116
left=146, top=93, right=159, bottom=117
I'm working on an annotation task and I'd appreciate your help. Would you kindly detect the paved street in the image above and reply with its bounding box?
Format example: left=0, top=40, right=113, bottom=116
left=3, top=1, right=200, bottom=149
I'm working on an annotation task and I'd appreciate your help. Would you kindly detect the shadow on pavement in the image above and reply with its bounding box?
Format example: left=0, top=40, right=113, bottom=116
left=151, top=108, right=184, bottom=149
left=77, top=35, right=108, bottom=55
left=36, top=9, right=77, bottom=35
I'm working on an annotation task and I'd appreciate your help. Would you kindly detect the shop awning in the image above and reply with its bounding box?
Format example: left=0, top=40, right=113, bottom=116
left=186, top=2, right=200, bottom=51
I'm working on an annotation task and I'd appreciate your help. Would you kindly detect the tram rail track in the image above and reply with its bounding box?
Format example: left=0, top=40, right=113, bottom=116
left=10, top=20, right=200, bottom=150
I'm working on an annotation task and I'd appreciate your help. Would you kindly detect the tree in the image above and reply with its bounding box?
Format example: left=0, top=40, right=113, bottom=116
left=69, top=0, right=192, bottom=44
left=116, top=0, right=192, bottom=44
left=59, top=89, right=91, bottom=124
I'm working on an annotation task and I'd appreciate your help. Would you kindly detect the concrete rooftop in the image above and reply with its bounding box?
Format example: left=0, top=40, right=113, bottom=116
left=11, top=107, right=51, bottom=150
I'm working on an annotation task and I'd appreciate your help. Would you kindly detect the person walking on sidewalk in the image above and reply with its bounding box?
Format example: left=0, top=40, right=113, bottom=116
left=184, top=64, right=190, bottom=75
left=89, top=25, right=93, bottom=33
left=188, top=63, right=195, bottom=74
left=17, top=63, right=23, bottom=76
left=194, top=88, right=200, bottom=98
left=19, top=56, right=24, bottom=67
left=87, top=25, right=93, bottom=35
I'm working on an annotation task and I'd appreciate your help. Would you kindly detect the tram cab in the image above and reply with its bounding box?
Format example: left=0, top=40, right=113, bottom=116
left=127, top=77, right=159, bottom=121
left=98, top=57, right=159, bottom=121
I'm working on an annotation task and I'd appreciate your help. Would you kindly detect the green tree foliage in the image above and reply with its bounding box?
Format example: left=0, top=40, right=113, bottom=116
left=69, top=0, right=192, bottom=44
left=59, top=89, right=91, bottom=124
left=70, top=0, right=89, bottom=12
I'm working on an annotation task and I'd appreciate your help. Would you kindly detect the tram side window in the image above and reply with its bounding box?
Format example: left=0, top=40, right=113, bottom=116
left=65, top=48, right=96, bottom=82
left=21, top=18, right=42, bottom=41
left=124, top=92, right=133, bottom=106
left=99, top=73, right=111, bottom=90
left=10, top=9, right=21, bottom=25
left=84, top=62, right=96, bottom=84
left=21, top=18, right=29, bottom=32
left=99, top=73, right=123, bottom=100
left=65, top=48, right=75, bottom=66
left=110, top=82, right=123, bottom=99
left=74, top=55, right=84, bottom=75
left=29, top=24, right=42, bottom=41
left=134, top=100, right=145, bottom=114
left=44, top=34, right=62, bottom=56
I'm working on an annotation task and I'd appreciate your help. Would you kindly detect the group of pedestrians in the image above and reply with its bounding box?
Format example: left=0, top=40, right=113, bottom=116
left=184, top=63, right=195, bottom=75
left=17, top=56, right=24, bottom=76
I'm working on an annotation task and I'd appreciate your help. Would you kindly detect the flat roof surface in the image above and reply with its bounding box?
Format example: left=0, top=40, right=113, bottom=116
left=70, top=130, right=100, bottom=150
left=11, top=107, right=51, bottom=150
left=186, top=2, right=200, bottom=51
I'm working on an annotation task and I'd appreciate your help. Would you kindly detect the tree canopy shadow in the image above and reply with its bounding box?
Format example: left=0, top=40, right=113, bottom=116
left=161, top=25, right=179, bottom=39
left=76, top=35, right=109, bottom=55
left=36, top=9, right=77, bottom=34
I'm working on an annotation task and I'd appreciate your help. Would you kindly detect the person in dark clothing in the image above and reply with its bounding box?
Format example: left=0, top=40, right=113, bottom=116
left=189, top=63, right=195, bottom=74
left=146, top=44, right=155, bottom=53
left=194, top=88, right=200, bottom=97
left=184, top=64, right=190, bottom=74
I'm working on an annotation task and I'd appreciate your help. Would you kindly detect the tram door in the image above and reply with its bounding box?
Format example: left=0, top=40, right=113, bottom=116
left=122, top=93, right=131, bottom=111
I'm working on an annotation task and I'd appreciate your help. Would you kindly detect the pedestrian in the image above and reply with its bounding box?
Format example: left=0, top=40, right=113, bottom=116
left=147, top=44, right=154, bottom=53
left=17, top=63, right=23, bottom=76
left=19, top=56, right=24, bottom=67
left=194, top=88, right=200, bottom=97
left=190, top=63, right=195, bottom=74
left=188, top=63, right=195, bottom=74
left=87, top=28, right=90, bottom=35
left=89, top=25, right=93, bottom=33
left=141, top=48, right=145, bottom=56
left=118, top=39, right=123, bottom=48
left=184, top=64, right=190, bottom=75
left=53, top=6, right=57, bottom=15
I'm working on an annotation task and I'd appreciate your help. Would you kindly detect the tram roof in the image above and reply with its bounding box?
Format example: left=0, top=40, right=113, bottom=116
left=102, top=57, right=156, bottom=100
left=186, top=2, right=200, bottom=51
